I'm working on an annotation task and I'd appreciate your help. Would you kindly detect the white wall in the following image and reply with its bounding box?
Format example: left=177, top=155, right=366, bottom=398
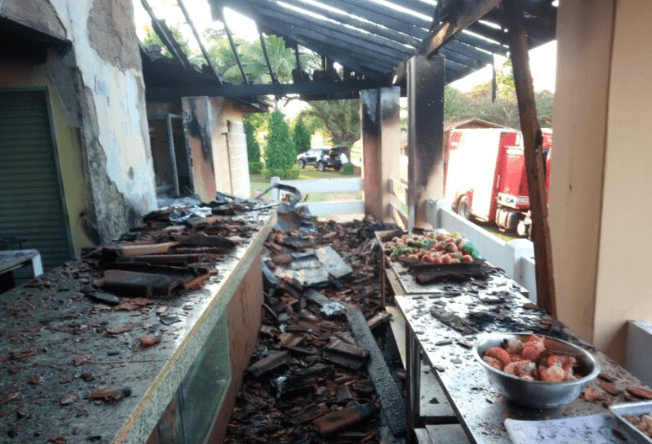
left=64, top=0, right=157, bottom=214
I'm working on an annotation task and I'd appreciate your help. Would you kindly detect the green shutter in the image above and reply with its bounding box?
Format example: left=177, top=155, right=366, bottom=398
left=0, top=90, right=73, bottom=270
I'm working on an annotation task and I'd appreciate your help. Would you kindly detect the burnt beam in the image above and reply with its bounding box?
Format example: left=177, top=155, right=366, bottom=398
left=146, top=78, right=392, bottom=100
left=407, top=54, right=445, bottom=229
left=215, top=6, right=250, bottom=84
left=419, top=0, right=502, bottom=57
left=176, top=0, right=223, bottom=84
left=505, top=0, right=556, bottom=318
left=141, top=0, right=192, bottom=70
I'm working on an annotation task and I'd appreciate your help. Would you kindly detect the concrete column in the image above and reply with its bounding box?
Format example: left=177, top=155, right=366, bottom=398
left=550, top=0, right=614, bottom=351
left=361, top=87, right=401, bottom=223
left=407, top=55, right=445, bottom=230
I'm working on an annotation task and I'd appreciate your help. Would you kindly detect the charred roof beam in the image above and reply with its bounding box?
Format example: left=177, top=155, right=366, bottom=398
left=215, top=6, right=250, bottom=85
left=146, top=77, right=392, bottom=100
left=259, top=31, right=279, bottom=85
left=176, top=0, right=223, bottom=85
left=250, top=12, right=403, bottom=73
left=223, top=0, right=415, bottom=59
left=275, top=0, right=423, bottom=48
left=140, top=0, right=192, bottom=71
left=419, top=0, right=502, bottom=57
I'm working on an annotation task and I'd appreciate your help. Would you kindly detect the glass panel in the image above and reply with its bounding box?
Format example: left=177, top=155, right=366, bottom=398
left=180, top=313, right=231, bottom=444
left=148, top=391, right=184, bottom=444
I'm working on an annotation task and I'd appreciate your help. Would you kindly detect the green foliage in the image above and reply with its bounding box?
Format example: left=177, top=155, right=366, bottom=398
left=244, top=118, right=261, bottom=162
left=444, top=61, right=554, bottom=129
left=249, top=161, right=264, bottom=174
left=303, top=100, right=360, bottom=147
left=292, top=119, right=312, bottom=155
left=264, top=109, right=295, bottom=176
left=342, top=163, right=355, bottom=175
left=244, top=117, right=263, bottom=173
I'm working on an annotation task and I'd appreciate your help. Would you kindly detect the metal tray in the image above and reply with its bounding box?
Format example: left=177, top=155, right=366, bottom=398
left=609, top=401, right=652, bottom=443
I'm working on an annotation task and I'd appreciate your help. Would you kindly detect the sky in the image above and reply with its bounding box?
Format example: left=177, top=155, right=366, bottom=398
left=451, top=41, right=557, bottom=93
left=133, top=0, right=557, bottom=101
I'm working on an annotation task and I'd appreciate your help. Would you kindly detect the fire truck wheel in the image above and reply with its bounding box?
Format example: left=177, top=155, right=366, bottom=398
left=457, top=196, right=471, bottom=220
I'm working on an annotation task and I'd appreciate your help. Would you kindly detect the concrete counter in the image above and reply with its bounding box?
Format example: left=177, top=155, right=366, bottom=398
left=0, top=211, right=275, bottom=444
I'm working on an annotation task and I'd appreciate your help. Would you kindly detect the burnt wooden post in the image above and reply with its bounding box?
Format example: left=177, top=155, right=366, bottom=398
left=505, top=0, right=556, bottom=317
left=407, top=54, right=445, bottom=230
left=361, top=87, right=402, bottom=223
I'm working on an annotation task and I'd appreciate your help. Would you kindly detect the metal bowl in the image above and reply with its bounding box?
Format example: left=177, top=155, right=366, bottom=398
left=473, top=332, right=600, bottom=409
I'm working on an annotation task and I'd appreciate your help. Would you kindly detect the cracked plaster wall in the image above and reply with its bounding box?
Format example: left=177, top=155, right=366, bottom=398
left=2, top=0, right=157, bottom=244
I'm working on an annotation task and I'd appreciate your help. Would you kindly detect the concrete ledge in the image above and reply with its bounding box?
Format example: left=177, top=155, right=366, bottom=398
left=626, top=320, right=652, bottom=387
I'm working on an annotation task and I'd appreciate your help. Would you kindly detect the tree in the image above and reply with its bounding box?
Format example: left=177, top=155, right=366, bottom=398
left=244, top=118, right=263, bottom=174
left=443, top=60, right=554, bottom=129
left=263, top=109, right=299, bottom=179
left=292, top=119, right=312, bottom=155
left=236, top=35, right=296, bottom=84
left=303, top=100, right=360, bottom=147
left=204, top=31, right=319, bottom=85
left=204, top=29, right=241, bottom=83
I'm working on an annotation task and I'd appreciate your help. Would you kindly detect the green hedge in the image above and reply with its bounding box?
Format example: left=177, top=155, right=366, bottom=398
left=248, top=160, right=263, bottom=174
left=261, top=165, right=301, bottom=180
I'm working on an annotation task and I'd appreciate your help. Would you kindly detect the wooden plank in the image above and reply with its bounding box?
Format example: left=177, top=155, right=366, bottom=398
left=109, top=241, right=179, bottom=257
left=347, top=307, right=406, bottom=435
left=505, top=0, right=557, bottom=318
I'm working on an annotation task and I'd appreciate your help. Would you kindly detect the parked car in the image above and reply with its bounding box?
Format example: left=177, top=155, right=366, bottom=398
left=297, top=146, right=348, bottom=171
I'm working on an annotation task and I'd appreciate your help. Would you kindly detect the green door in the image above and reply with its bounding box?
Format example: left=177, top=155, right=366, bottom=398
left=0, top=90, right=73, bottom=270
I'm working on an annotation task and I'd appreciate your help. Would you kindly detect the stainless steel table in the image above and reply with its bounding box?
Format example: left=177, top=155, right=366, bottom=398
left=384, top=257, right=646, bottom=444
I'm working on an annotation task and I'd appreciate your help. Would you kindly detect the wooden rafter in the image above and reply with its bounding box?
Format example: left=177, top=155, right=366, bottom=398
left=505, top=0, right=556, bottom=317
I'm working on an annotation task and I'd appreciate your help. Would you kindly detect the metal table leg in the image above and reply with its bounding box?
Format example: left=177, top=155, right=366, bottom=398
left=405, top=323, right=421, bottom=443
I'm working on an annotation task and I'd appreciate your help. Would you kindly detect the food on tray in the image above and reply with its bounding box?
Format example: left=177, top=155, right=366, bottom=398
left=481, top=334, right=580, bottom=382
left=383, top=230, right=481, bottom=263
left=623, top=412, right=652, bottom=438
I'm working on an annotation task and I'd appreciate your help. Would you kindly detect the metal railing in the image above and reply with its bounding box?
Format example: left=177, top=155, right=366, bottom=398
left=270, top=176, right=364, bottom=216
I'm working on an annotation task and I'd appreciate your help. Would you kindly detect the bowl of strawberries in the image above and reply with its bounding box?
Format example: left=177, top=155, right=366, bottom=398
left=473, top=332, right=600, bottom=409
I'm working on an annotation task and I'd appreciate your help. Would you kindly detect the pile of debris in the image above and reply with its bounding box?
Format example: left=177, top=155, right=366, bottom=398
left=224, top=215, right=406, bottom=444
left=80, top=204, right=264, bottom=300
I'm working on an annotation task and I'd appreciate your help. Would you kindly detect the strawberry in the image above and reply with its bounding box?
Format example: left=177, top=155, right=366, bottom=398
left=483, top=356, right=503, bottom=370
left=485, top=346, right=512, bottom=366
left=539, top=365, right=565, bottom=382
left=521, top=341, right=545, bottom=361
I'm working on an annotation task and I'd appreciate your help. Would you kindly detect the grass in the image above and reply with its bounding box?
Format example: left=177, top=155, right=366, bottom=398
left=479, top=223, right=520, bottom=242
left=250, top=166, right=362, bottom=203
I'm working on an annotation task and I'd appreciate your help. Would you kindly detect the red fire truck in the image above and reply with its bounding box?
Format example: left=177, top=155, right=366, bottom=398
left=444, top=127, right=552, bottom=237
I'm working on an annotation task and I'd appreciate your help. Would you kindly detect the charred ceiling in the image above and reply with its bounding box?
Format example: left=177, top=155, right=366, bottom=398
left=144, top=0, right=557, bottom=101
